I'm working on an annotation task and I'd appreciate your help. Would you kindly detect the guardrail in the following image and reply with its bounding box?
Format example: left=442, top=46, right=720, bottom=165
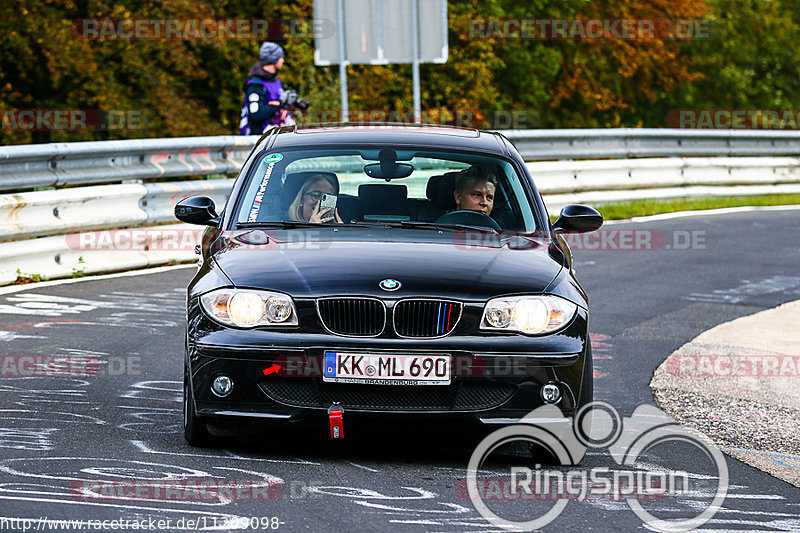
left=530, top=156, right=800, bottom=210
left=0, top=136, right=256, bottom=191
left=2, top=129, right=800, bottom=286
left=504, top=128, right=800, bottom=160
left=4, top=129, right=800, bottom=193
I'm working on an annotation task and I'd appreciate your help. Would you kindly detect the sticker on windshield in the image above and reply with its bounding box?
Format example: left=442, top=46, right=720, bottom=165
left=247, top=153, right=283, bottom=222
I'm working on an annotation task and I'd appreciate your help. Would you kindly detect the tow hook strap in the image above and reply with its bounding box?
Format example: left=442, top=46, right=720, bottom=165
left=328, top=403, right=343, bottom=439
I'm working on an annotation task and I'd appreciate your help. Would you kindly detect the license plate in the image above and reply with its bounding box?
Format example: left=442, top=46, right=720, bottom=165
left=322, top=352, right=451, bottom=385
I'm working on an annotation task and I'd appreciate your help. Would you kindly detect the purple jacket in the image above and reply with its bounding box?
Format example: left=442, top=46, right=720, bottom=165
left=239, top=63, right=292, bottom=135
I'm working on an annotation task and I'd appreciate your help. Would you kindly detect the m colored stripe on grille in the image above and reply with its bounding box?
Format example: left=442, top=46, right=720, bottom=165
left=394, top=300, right=460, bottom=337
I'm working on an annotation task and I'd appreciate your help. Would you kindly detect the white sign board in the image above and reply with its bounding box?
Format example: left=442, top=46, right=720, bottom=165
left=314, top=0, right=448, bottom=65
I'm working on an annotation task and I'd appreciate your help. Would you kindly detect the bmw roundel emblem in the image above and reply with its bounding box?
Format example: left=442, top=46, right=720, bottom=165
left=379, top=279, right=401, bottom=291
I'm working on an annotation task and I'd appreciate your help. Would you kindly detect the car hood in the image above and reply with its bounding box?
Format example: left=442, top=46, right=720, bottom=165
left=212, top=230, right=563, bottom=299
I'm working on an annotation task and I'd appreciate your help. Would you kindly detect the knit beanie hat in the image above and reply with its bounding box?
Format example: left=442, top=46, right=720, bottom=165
left=259, top=42, right=284, bottom=66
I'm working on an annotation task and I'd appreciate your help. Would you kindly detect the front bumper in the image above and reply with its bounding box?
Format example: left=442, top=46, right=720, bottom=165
left=186, top=303, right=590, bottom=432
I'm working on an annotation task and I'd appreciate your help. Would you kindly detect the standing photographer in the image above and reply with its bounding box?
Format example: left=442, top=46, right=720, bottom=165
left=239, top=42, right=307, bottom=135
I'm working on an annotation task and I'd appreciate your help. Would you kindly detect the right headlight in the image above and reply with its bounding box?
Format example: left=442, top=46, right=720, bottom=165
left=200, top=288, right=298, bottom=328
left=480, top=295, right=577, bottom=335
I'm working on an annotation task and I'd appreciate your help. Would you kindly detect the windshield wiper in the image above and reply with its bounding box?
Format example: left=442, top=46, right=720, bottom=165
left=236, top=221, right=379, bottom=229
left=390, top=221, right=499, bottom=233
left=236, top=220, right=500, bottom=233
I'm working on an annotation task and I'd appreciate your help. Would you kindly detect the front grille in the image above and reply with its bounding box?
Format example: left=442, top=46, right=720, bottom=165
left=394, top=300, right=461, bottom=337
left=259, top=379, right=516, bottom=411
left=317, top=298, right=385, bottom=336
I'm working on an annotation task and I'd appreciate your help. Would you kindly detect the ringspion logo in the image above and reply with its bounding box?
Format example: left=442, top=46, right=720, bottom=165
left=466, top=402, right=728, bottom=531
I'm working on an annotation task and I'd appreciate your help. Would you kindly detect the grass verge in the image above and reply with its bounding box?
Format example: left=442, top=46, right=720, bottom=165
left=586, top=194, right=800, bottom=221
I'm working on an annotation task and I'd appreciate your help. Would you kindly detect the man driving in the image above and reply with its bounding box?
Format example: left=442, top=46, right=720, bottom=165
left=453, top=165, right=497, bottom=216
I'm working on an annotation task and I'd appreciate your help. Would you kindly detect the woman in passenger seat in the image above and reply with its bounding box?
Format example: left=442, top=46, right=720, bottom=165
left=288, top=173, right=343, bottom=223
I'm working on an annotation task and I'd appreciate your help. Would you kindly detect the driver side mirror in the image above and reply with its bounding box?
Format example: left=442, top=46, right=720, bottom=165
left=175, top=196, right=220, bottom=227
left=552, top=204, right=603, bottom=233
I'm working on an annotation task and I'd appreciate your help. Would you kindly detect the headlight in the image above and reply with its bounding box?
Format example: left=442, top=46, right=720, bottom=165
left=200, top=288, right=298, bottom=328
left=480, top=295, right=577, bottom=335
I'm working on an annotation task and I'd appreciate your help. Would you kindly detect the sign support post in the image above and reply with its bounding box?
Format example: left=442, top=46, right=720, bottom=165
left=336, top=0, right=349, bottom=122
left=410, top=0, right=421, bottom=123
left=314, top=0, right=447, bottom=125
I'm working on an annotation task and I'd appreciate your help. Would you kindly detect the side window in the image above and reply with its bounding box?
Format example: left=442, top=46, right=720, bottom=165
left=236, top=156, right=286, bottom=223
left=500, top=161, right=535, bottom=231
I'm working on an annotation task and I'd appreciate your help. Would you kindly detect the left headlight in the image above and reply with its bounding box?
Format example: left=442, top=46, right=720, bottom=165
left=480, top=295, right=577, bottom=335
left=200, top=288, right=298, bottom=328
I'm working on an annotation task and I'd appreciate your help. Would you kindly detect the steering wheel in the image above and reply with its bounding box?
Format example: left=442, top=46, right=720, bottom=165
left=435, top=210, right=502, bottom=231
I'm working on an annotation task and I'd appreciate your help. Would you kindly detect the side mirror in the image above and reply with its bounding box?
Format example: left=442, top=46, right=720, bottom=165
left=175, top=196, right=220, bottom=227
left=552, top=204, right=603, bottom=233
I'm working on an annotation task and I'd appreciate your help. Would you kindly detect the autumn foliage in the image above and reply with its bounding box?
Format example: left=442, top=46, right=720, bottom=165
left=1, top=0, right=799, bottom=144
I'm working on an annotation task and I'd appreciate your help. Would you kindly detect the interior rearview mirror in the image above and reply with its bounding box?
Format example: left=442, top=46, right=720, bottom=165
left=363, top=162, right=415, bottom=180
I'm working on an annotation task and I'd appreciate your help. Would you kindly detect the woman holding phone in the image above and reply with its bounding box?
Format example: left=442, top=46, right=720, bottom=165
left=287, top=173, right=343, bottom=223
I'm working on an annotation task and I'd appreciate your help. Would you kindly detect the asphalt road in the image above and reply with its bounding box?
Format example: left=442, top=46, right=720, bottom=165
left=1, top=208, right=799, bottom=532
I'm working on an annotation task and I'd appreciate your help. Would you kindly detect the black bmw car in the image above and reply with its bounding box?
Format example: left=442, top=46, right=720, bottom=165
left=176, top=124, right=603, bottom=457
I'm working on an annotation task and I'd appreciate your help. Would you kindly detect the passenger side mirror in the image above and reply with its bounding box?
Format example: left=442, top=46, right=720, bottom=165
left=175, top=196, right=220, bottom=227
left=552, top=204, right=603, bottom=233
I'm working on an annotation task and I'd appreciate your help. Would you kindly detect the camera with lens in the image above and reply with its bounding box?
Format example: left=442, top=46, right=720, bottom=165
left=280, top=90, right=310, bottom=110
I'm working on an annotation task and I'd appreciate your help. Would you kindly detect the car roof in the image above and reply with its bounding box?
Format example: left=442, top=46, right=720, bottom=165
left=255, top=123, right=513, bottom=156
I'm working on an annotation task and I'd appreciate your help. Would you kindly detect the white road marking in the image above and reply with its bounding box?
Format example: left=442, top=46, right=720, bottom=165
left=606, top=204, right=800, bottom=225
left=685, top=274, right=800, bottom=304
left=129, top=440, right=320, bottom=465
left=0, top=428, right=58, bottom=451
left=0, top=331, right=44, bottom=341
left=304, top=486, right=436, bottom=500
left=354, top=500, right=471, bottom=514
left=0, top=411, right=105, bottom=429
left=719, top=494, right=786, bottom=500
left=0, top=265, right=195, bottom=296
left=0, top=456, right=210, bottom=482
left=344, top=460, right=380, bottom=472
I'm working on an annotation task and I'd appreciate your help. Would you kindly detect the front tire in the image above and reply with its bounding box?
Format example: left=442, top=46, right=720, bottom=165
left=184, top=362, right=218, bottom=447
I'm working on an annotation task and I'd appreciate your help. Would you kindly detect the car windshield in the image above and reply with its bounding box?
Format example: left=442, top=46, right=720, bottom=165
left=234, top=147, right=539, bottom=233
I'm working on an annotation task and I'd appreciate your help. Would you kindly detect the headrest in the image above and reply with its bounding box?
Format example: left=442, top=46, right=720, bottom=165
left=280, top=172, right=339, bottom=210
left=358, top=184, right=407, bottom=203
left=425, top=172, right=459, bottom=210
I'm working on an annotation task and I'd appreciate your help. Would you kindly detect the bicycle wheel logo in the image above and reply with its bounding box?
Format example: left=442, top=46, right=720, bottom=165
left=466, top=402, right=729, bottom=532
